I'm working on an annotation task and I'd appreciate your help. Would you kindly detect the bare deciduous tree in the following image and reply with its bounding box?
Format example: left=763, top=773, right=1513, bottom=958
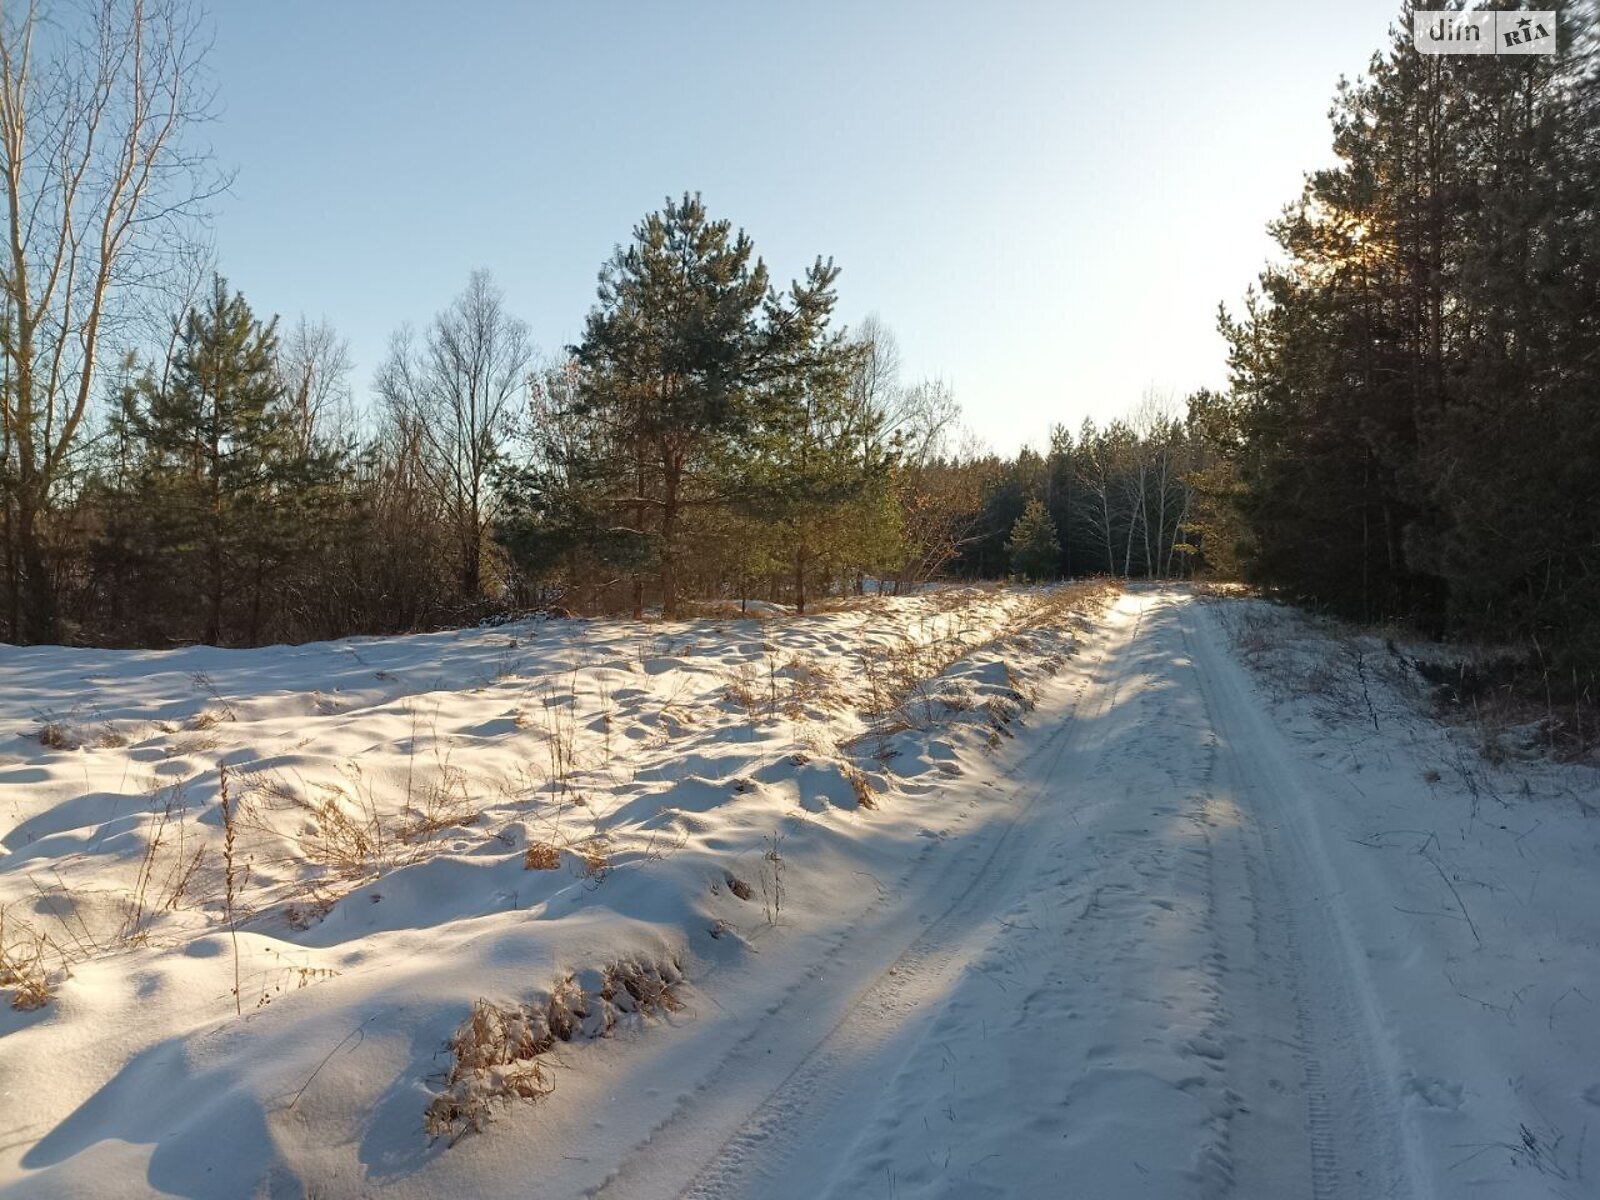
left=278, top=315, right=353, bottom=450
left=0, top=0, right=221, bottom=641
left=376, top=270, right=532, bottom=603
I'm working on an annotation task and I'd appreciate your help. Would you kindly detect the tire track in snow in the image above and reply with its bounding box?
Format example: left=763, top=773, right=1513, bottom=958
left=586, top=598, right=1148, bottom=1200
left=1181, top=598, right=1424, bottom=1200
left=675, top=602, right=1153, bottom=1200
left=591, top=590, right=1426, bottom=1200
left=1175, top=609, right=1313, bottom=1199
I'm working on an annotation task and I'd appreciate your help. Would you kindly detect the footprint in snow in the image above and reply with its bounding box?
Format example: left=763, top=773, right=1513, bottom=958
left=1182, top=1034, right=1227, bottom=1061
left=1402, top=1073, right=1463, bottom=1111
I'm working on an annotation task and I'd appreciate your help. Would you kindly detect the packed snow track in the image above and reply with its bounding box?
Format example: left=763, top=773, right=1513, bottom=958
left=4, top=589, right=1595, bottom=1200
left=579, top=590, right=1429, bottom=1199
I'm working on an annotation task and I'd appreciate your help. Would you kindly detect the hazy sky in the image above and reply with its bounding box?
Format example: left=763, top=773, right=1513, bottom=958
left=204, top=0, right=1403, bottom=453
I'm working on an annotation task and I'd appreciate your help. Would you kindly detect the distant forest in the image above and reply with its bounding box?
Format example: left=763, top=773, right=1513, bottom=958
left=1, top=1, right=1596, bottom=694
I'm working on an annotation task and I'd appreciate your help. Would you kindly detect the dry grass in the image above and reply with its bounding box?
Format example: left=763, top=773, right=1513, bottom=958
left=725, top=653, right=848, bottom=725
left=254, top=963, right=339, bottom=1009
left=842, top=763, right=877, bottom=809
left=425, top=957, right=683, bottom=1144
left=760, top=831, right=786, bottom=925
left=35, top=720, right=79, bottom=750
left=0, top=908, right=55, bottom=1011
left=854, top=582, right=1111, bottom=732
left=576, top=838, right=611, bottom=879
left=33, top=704, right=132, bottom=751
left=394, top=768, right=479, bottom=844
left=1016, top=579, right=1119, bottom=631
left=522, top=842, right=561, bottom=870
left=121, top=778, right=207, bottom=942
left=237, top=741, right=485, bottom=899
left=283, top=891, right=338, bottom=931
left=779, top=655, right=846, bottom=719
left=424, top=998, right=557, bottom=1143
left=604, top=958, right=684, bottom=1018
left=296, top=783, right=389, bottom=879
left=523, top=682, right=582, bottom=800
left=722, top=663, right=765, bottom=724
left=1230, top=607, right=1283, bottom=658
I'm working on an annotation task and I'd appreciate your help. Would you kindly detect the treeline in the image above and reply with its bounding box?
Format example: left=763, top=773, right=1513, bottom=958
left=11, top=188, right=1230, bottom=647
left=1213, top=3, right=1600, bottom=682
left=947, top=403, right=1236, bottom=583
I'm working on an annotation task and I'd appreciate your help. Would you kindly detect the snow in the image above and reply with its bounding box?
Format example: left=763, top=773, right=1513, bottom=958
left=0, top=585, right=1100, bottom=1198
left=2, top=586, right=1597, bottom=1199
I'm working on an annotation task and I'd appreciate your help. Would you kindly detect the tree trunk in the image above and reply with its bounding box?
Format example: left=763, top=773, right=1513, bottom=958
left=460, top=524, right=480, bottom=601
left=3, top=492, right=18, bottom=642
left=660, top=456, right=680, bottom=619
left=632, top=447, right=646, bottom=619
left=16, top=493, right=58, bottom=644
left=793, top=528, right=808, bottom=616
left=206, top=419, right=224, bottom=645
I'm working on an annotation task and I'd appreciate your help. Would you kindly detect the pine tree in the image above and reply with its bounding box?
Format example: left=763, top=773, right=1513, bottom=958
left=1220, top=0, right=1600, bottom=680
left=102, top=277, right=333, bottom=644
left=1007, top=499, right=1061, bottom=582
left=567, top=193, right=851, bottom=617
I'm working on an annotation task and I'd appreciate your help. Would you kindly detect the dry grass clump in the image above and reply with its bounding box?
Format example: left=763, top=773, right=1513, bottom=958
left=722, top=663, right=764, bottom=717
left=1191, top=580, right=1254, bottom=600
left=240, top=753, right=491, bottom=899
left=283, top=891, right=337, bottom=931
left=425, top=958, right=683, bottom=1144
left=935, top=681, right=979, bottom=713
left=1231, top=606, right=1283, bottom=659
left=297, top=787, right=389, bottom=879
left=842, top=763, right=877, bottom=809
left=121, top=778, right=208, bottom=942
left=808, top=593, right=881, bottom=614
left=35, top=720, right=80, bottom=750
left=603, top=958, right=684, bottom=1019
left=780, top=655, right=845, bottom=718
left=576, top=838, right=611, bottom=879
left=518, top=836, right=610, bottom=877
left=187, top=707, right=233, bottom=732
left=522, top=842, right=561, bottom=870
left=0, top=909, right=56, bottom=1011
left=722, top=653, right=845, bottom=725
left=983, top=695, right=1023, bottom=734
left=1016, top=579, right=1118, bottom=631
left=394, top=771, right=479, bottom=844
left=425, top=999, right=556, bottom=1143
left=33, top=706, right=134, bottom=751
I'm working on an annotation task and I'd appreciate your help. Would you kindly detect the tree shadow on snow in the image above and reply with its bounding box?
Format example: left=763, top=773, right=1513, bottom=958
left=21, top=1032, right=287, bottom=1197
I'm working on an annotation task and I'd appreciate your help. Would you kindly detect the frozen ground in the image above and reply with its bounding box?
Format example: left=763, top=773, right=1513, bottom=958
left=1, top=587, right=1596, bottom=1199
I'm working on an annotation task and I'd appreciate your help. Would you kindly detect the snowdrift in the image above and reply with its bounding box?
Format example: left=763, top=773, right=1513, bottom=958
left=0, top=583, right=1109, bottom=1198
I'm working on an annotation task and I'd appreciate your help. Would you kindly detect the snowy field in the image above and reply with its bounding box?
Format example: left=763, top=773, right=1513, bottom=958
left=2, top=586, right=1597, bottom=1199
left=0, top=585, right=1107, bottom=1198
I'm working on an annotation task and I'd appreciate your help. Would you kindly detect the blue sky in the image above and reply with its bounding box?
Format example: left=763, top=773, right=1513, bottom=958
left=205, top=0, right=1403, bottom=453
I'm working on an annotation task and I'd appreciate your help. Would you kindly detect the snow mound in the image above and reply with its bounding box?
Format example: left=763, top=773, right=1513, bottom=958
left=0, top=583, right=1112, bottom=1197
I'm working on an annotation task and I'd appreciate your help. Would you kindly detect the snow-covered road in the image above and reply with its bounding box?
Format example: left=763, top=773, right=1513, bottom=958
left=4, top=588, right=1595, bottom=1199
left=580, top=590, right=1593, bottom=1200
